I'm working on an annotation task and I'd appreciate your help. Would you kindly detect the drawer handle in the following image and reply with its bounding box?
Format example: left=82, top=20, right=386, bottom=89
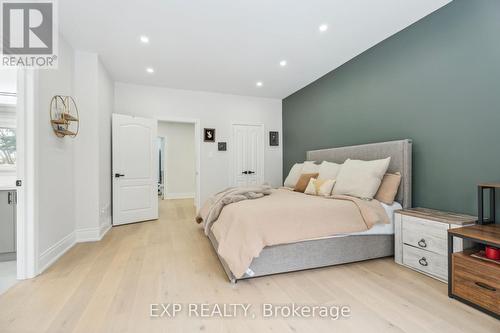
left=417, top=239, right=427, bottom=248
left=418, top=257, right=428, bottom=267
left=475, top=282, right=496, bottom=292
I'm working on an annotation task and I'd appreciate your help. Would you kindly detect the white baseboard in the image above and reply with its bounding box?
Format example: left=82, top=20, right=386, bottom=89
left=38, top=232, right=76, bottom=274
left=76, top=220, right=111, bottom=242
left=75, top=227, right=101, bottom=242
left=163, top=192, right=195, bottom=200
left=99, top=220, right=112, bottom=239
left=38, top=220, right=112, bottom=275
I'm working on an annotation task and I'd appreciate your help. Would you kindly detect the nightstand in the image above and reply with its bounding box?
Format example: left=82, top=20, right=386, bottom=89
left=448, top=224, right=500, bottom=319
left=395, top=208, right=476, bottom=282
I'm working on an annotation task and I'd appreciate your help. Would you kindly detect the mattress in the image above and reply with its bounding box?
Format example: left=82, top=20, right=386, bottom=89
left=301, top=200, right=402, bottom=241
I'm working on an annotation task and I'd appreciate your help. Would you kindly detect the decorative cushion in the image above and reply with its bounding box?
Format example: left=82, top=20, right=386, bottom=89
left=283, top=163, right=303, bottom=188
left=302, top=161, right=320, bottom=174
left=375, top=172, right=401, bottom=204
left=318, top=161, right=342, bottom=180
left=333, top=157, right=391, bottom=199
left=304, top=178, right=336, bottom=196
left=294, top=173, right=319, bottom=193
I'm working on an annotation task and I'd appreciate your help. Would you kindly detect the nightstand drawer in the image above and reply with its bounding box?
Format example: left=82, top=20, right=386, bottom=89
left=452, top=253, right=499, bottom=315
left=402, top=215, right=449, bottom=240
left=403, top=244, right=447, bottom=280
left=403, top=231, right=447, bottom=255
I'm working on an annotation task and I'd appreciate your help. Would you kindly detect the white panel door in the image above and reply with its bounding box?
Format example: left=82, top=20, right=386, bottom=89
left=245, top=125, right=263, bottom=185
left=232, top=124, right=264, bottom=187
left=112, top=114, right=158, bottom=225
left=233, top=125, right=248, bottom=187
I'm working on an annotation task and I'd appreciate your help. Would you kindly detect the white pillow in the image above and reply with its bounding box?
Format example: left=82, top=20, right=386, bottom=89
left=333, top=157, right=391, bottom=199
left=318, top=161, right=342, bottom=180
left=304, top=178, right=336, bottom=197
left=302, top=161, right=320, bottom=173
left=283, top=163, right=303, bottom=188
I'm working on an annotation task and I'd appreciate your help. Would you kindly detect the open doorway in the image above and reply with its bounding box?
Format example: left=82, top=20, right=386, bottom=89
left=0, top=68, right=18, bottom=293
left=112, top=114, right=200, bottom=226
left=157, top=121, right=197, bottom=211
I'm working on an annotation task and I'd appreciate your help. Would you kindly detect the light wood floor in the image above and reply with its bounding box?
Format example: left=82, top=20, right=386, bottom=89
left=0, top=199, right=498, bottom=333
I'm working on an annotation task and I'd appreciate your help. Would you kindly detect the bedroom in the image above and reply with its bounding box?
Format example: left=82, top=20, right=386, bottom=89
left=0, top=0, right=499, bottom=332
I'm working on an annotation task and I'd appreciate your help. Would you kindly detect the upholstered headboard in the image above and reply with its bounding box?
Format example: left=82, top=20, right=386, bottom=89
left=306, top=139, right=412, bottom=208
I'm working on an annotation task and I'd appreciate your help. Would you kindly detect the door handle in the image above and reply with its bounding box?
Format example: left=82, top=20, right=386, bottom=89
left=115, top=173, right=125, bottom=178
left=242, top=171, right=249, bottom=175
left=248, top=171, right=255, bottom=174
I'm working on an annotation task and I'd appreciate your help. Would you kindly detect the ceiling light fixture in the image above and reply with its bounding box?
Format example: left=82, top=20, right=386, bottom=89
left=256, top=81, right=263, bottom=87
left=319, top=24, right=328, bottom=32
left=279, top=60, right=287, bottom=67
left=140, top=35, right=150, bottom=44
left=146, top=67, right=154, bottom=73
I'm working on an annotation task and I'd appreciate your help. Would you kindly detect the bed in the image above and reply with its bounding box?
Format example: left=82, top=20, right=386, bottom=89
left=207, top=139, right=412, bottom=283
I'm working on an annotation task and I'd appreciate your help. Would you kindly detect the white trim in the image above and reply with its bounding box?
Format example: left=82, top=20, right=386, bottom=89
left=16, top=69, right=38, bottom=279
left=76, top=222, right=111, bottom=242
left=99, top=222, right=112, bottom=239
left=156, top=117, right=201, bottom=210
left=38, top=232, right=76, bottom=274
left=39, top=222, right=111, bottom=274
left=164, top=192, right=195, bottom=199
left=75, top=227, right=100, bottom=242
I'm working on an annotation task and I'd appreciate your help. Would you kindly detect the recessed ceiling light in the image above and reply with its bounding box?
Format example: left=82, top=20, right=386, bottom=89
left=319, top=24, right=328, bottom=32
left=146, top=67, right=154, bottom=73
left=256, top=81, right=263, bottom=87
left=140, top=35, right=150, bottom=44
left=279, top=60, right=287, bottom=67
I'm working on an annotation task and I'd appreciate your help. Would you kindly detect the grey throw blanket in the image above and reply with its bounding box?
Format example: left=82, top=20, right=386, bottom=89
left=196, top=185, right=272, bottom=235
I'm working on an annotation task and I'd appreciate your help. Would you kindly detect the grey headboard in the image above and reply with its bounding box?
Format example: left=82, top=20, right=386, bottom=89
left=307, top=139, right=412, bottom=208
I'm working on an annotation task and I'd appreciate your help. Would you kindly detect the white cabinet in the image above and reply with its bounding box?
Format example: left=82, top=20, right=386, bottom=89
left=395, top=208, right=476, bottom=282
left=0, top=190, right=16, bottom=260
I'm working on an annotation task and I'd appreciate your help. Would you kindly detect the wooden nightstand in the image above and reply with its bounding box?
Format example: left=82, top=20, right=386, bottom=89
left=448, top=224, right=500, bottom=319
left=395, top=208, right=476, bottom=282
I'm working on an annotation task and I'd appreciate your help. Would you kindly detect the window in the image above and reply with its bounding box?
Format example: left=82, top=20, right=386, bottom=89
left=0, top=127, right=16, bottom=167
left=0, top=103, right=16, bottom=171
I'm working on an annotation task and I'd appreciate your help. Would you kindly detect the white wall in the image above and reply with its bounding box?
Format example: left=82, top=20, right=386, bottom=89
left=74, top=52, right=114, bottom=241
left=74, top=52, right=100, bottom=237
left=158, top=121, right=195, bottom=198
left=97, top=59, right=114, bottom=231
left=33, top=39, right=114, bottom=274
left=114, top=83, right=283, bottom=204
left=35, top=37, right=76, bottom=271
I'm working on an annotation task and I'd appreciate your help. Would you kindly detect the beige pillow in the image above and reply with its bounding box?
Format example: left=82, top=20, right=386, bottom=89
left=375, top=172, right=401, bottom=204
left=318, top=161, right=342, bottom=180
left=305, top=178, right=336, bottom=196
left=294, top=173, right=319, bottom=193
left=333, top=157, right=391, bottom=199
left=302, top=161, right=320, bottom=174
left=283, top=163, right=303, bottom=188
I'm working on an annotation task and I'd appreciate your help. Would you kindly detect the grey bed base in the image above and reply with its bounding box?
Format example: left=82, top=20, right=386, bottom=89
left=207, top=139, right=412, bottom=283
left=208, top=230, right=394, bottom=283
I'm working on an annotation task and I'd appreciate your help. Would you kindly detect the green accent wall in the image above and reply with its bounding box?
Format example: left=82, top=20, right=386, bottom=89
left=283, top=0, right=500, bottom=217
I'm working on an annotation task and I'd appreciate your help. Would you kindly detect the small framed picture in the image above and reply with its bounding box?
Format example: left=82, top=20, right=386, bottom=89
left=269, top=131, right=279, bottom=146
left=218, top=142, right=227, bottom=151
left=204, top=128, right=215, bottom=142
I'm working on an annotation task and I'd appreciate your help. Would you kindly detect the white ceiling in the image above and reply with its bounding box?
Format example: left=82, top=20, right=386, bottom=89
left=60, top=0, right=451, bottom=99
